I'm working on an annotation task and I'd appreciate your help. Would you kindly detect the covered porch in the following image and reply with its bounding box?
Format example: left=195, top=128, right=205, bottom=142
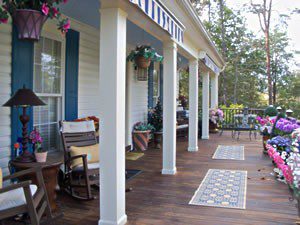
left=4, top=132, right=298, bottom=225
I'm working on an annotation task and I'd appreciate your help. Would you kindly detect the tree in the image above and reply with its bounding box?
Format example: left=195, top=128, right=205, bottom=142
left=250, top=0, right=273, bottom=105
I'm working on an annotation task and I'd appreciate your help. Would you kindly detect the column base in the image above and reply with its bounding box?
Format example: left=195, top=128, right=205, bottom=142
left=99, top=215, right=127, bottom=225
left=162, top=167, right=177, bottom=175
left=188, top=146, right=198, bottom=152
left=201, top=136, right=209, bottom=140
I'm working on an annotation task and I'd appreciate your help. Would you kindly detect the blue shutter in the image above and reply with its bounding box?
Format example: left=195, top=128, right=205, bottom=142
left=65, top=29, right=80, bottom=121
left=11, top=26, right=34, bottom=156
left=148, top=62, right=154, bottom=109
left=159, top=63, right=163, bottom=105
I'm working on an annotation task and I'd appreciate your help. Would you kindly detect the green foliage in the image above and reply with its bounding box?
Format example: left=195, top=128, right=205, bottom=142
left=127, top=45, right=163, bottom=65
left=219, top=104, right=244, bottom=110
left=148, top=100, right=163, bottom=132
left=133, top=122, right=154, bottom=132
left=264, top=106, right=278, bottom=117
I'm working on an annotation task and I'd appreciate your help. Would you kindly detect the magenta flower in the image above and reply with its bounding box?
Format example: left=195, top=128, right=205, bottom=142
left=0, top=17, right=8, bottom=24
left=63, top=19, right=71, bottom=31
left=42, top=3, right=49, bottom=16
left=52, top=8, right=59, bottom=18
left=282, top=165, right=293, bottom=184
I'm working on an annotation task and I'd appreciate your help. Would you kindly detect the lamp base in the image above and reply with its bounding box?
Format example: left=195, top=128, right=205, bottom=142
left=14, top=151, right=36, bottom=163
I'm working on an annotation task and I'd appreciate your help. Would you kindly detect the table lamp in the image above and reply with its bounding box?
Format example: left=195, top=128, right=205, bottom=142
left=3, top=85, right=46, bottom=162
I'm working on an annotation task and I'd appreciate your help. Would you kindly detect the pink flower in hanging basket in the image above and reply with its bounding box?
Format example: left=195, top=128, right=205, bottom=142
left=0, top=17, right=8, bottom=24
left=51, top=8, right=59, bottom=18
left=42, top=3, right=49, bottom=16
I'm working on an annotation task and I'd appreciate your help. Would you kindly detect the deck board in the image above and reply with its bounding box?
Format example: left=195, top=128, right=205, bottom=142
left=3, top=132, right=298, bottom=225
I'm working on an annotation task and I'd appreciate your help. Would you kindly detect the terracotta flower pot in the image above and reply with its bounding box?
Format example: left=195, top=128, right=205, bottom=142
left=135, top=56, right=151, bottom=69
left=209, top=120, right=218, bottom=133
left=35, top=152, right=48, bottom=163
left=132, top=130, right=151, bottom=151
left=13, top=9, right=48, bottom=41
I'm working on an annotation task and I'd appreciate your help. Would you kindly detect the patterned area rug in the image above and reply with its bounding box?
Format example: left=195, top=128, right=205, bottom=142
left=212, top=145, right=245, bottom=160
left=189, top=169, right=247, bottom=209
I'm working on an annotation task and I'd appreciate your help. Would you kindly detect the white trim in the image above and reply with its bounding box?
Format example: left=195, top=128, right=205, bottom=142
left=162, top=167, right=177, bottom=175
left=98, top=215, right=127, bottom=225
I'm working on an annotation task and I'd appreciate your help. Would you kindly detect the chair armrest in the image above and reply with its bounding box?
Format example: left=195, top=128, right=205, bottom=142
left=66, top=154, right=89, bottom=172
left=3, top=167, right=42, bottom=181
left=0, top=180, right=32, bottom=194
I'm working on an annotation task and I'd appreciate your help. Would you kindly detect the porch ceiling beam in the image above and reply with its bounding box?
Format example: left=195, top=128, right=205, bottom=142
left=98, top=6, right=127, bottom=225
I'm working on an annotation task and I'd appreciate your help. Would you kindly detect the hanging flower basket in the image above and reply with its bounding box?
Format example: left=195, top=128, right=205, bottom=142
left=135, top=55, right=151, bottom=69
left=13, top=9, right=47, bottom=41
left=127, top=45, right=163, bottom=69
left=0, top=0, right=71, bottom=41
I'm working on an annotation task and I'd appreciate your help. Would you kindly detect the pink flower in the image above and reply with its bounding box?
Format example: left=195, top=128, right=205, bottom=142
left=42, top=3, right=49, bottom=16
left=282, top=165, right=293, bottom=184
left=273, top=152, right=284, bottom=167
left=63, top=19, right=70, bottom=31
left=0, top=17, right=8, bottom=24
left=267, top=145, right=276, bottom=159
left=52, top=8, right=59, bottom=18
left=63, top=0, right=68, bottom=3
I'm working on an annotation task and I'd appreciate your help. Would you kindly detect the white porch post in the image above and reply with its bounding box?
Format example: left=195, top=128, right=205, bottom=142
left=188, top=59, right=199, bottom=152
left=202, top=71, right=210, bottom=140
left=162, top=40, right=177, bottom=175
left=99, top=7, right=127, bottom=225
left=211, top=73, right=219, bottom=108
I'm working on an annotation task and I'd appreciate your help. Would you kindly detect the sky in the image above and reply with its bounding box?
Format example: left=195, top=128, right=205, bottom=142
left=225, top=0, right=300, bottom=70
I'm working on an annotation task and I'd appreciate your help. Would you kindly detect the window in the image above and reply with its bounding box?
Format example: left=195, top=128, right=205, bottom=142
left=153, top=62, right=160, bottom=105
left=33, top=37, right=64, bottom=151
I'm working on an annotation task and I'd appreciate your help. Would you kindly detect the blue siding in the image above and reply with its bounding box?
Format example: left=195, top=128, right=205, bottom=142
left=65, top=29, right=80, bottom=121
left=148, top=62, right=154, bottom=109
left=11, top=26, right=34, bottom=156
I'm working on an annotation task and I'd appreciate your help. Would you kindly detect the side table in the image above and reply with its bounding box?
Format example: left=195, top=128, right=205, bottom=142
left=11, top=151, right=64, bottom=212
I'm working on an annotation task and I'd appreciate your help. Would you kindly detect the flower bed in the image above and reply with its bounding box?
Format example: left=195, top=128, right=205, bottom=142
left=265, top=121, right=300, bottom=214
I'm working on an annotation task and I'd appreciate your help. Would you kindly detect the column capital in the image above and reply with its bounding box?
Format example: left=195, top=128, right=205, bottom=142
left=189, top=59, right=198, bottom=67
left=163, top=40, right=177, bottom=50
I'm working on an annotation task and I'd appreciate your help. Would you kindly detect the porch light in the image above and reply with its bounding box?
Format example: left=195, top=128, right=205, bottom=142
left=3, top=85, right=46, bottom=162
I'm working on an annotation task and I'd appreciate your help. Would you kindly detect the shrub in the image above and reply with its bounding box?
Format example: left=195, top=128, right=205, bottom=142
left=264, top=106, right=278, bottom=117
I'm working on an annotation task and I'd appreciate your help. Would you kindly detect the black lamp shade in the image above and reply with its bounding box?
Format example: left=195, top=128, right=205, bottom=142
left=3, top=86, right=46, bottom=107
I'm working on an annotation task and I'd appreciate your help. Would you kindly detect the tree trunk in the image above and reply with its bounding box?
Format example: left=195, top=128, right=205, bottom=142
left=219, top=0, right=227, bottom=105
left=265, top=30, right=272, bottom=105
left=233, top=63, right=238, bottom=104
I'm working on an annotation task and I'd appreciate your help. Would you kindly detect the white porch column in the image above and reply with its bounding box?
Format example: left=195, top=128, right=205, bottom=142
left=202, top=71, right=210, bottom=140
left=188, top=59, right=199, bottom=152
left=99, top=7, right=127, bottom=225
left=162, top=40, right=177, bottom=175
left=211, top=73, right=219, bottom=109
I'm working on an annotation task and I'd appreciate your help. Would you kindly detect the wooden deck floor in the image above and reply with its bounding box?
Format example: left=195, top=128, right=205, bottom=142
left=6, top=132, right=299, bottom=225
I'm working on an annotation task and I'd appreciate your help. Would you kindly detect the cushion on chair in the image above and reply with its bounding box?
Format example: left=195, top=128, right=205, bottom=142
left=0, top=168, right=2, bottom=189
left=0, top=184, right=37, bottom=211
left=70, top=144, right=99, bottom=168
left=61, top=120, right=95, bottom=133
left=72, top=162, right=100, bottom=172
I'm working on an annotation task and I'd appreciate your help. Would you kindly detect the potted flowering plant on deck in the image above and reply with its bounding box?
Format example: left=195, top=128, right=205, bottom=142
left=127, top=45, right=163, bottom=69
left=148, top=100, right=163, bottom=149
left=132, top=122, right=154, bottom=151
left=209, top=108, right=224, bottom=133
left=256, top=115, right=276, bottom=153
left=30, top=128, right=47, bottom=162
left=0, top=0, right=70, bottom=41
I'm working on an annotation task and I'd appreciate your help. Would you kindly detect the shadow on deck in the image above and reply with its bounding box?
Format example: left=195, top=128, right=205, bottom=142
left=4, top=132, right=298, bottom=225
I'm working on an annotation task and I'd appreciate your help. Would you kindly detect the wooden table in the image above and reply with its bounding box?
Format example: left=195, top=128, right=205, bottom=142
left=11, top=151, right=64, bottom=212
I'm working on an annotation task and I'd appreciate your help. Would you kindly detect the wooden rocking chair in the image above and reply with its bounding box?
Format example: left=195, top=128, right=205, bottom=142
left=0, top=167, right=53, bottom=225
left=60, top=121, right=99, bottom=200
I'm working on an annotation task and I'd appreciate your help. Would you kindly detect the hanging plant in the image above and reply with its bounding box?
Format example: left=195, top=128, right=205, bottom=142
left=127, top=45, right=163, bottom=69
left=0, top=0, right=71, bottom=41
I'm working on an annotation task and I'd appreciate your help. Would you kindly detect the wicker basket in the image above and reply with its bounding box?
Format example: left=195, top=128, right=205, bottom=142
left=135, top=56, right=151, bottom=69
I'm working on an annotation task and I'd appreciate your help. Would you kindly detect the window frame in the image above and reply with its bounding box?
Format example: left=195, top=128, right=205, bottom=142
left=33, top=31, right=66, bottom=151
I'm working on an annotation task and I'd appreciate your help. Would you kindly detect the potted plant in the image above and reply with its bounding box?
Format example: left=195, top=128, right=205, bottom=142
left=127, top=45, right=163, bottom=69
left=132, top=122, right=154, bottom=151
left=30, top=128, right=47, bottom=162
left=148, top=100, right=163, bottom=149
left=209, top=108, right=224, bottom=133
left=0, top=0, right=70, bottom=41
